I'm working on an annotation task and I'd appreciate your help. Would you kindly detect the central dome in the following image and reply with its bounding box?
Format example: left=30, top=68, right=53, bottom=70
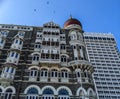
left=64, top=17, right=82, bottom=28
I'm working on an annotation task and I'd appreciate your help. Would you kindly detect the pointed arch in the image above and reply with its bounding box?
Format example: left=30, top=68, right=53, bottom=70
left=87, top=88, right=95, bottom=96
left=76, top=87, right=87, bottom=96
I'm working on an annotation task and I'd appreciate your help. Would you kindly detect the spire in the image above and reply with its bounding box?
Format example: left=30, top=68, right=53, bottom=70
left=70, top=14, right=72, bottom=19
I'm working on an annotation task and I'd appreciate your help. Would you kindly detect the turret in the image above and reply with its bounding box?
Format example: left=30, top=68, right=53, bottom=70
left=64, top=16, right=82, bottom=30
left=64, top=17, right=94, bottom=84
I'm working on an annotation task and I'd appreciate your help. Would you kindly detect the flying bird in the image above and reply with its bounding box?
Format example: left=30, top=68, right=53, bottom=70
left=47, top=1, right=49, bottom=5
left=34, top=9, right=36, bottom=12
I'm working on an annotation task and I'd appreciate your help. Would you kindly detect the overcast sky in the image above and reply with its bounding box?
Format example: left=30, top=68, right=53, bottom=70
left=0, top=0, right=120, bottom=49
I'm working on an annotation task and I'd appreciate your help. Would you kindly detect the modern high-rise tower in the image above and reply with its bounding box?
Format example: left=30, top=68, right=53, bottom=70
left=0, top=18, right=97, bottom=99
left=84, top=33, right=120, bottom=99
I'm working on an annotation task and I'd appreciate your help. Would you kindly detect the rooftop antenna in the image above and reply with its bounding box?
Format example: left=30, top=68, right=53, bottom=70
left=51, top=10, right=56, bottom=23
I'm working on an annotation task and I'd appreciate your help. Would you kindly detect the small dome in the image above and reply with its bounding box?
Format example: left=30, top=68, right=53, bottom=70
left=64, top=17, right=82, bottom=28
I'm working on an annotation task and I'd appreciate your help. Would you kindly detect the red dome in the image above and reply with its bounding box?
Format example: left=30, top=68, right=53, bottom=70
left=64, top=18, right=82, bottom=28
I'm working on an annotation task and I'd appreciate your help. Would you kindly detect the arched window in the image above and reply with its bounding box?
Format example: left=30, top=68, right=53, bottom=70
left=75, top=69, right=81, bottom=78
left=30, top=68, right=38, bottom=77
left=59, top=89, right=69, bottom=95
left=79, top=90, right=85, bottom=99
left=40, top=69, right=48, bottom=77
left=89, top=90, right=94, bottom=99
left=61, top=55, right=67, bottom=62
left=4, top=89, right=13, bottom=99
left=51, top=69, right=58, bottom=77
left=76, top=71, right=81, bottom=78
left=26, top=88, right=38, bottom=99
left=27, top=88, right=38, bottom=94
left=42, top=88, right=54, bottom=99
left=84, top=71, right=87, bottom=78
left=61, top=70, right=68, bottom=78
left=43, top=88, right=54, bottom=94
left=58, top=89, right=70, bottom=99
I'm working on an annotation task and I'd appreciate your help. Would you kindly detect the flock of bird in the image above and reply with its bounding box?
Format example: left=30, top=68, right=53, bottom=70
left=33, top=1, right=55, bottom=14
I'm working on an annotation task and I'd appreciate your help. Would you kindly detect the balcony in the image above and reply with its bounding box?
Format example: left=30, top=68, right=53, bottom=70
left=68, top=60, right=94, bottom=72
left=68, top=60, right=91, bottom=66
left=40, top=59, right=60, bottom=63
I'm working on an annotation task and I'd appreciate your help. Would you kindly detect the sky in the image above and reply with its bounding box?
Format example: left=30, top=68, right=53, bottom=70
left=0, top=0, right=120, bottom=50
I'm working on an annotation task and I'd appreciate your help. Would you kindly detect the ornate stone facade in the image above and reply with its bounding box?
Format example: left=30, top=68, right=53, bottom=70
left=0, top=18, right=97, bottom=99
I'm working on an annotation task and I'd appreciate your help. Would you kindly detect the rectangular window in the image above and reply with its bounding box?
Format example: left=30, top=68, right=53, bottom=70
left=11, top=52, right=14, bottom=57
left=6, top=67, right=9, bottom=72
left=55, top=72, right=58, bottom=77
left=33, top=56, right=36, bottom=60
left=1, top=39, right=4, bottom=44
left=39, top=44, right=41, bottom=48
left=41, top=71, right=43, bottom=76
left=15, top=39, right=18, bottom=43
left=19, top=33, right=23, bottom=36
left=11, top=68, right=14, bottom=73
left=45, top=71, right=47, bottom=77
left=19, top=41, right=22, bottom=45
left=37, top=56, right=39, bottom=61
left=15, top=53, right=18, bottom=58
left=35, top=45, right=37, bottom=48
left=30, top=71, right=33, bottom=76
left=52, top=72, right=54, bottom=77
